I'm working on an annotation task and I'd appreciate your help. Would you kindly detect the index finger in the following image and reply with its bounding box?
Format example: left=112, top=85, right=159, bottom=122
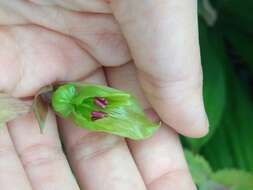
left=109, top=0, right=208, bottom=137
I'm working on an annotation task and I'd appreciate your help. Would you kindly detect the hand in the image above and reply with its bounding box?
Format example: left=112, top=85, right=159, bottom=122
left=0, top=1, right=208, bottom=190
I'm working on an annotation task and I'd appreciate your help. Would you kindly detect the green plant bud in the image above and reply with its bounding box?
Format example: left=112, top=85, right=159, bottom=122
left=52, top=83, right=159, bottom=140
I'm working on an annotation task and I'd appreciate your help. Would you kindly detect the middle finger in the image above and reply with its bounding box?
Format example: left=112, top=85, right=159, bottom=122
left=59, top=68, right=148, bottom=190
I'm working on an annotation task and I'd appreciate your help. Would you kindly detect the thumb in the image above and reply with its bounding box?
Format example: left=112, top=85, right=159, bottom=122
left=109, top=0, right=209, bottom=137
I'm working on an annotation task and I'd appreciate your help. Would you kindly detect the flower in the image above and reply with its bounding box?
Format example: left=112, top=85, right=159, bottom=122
left=52, top=83, right=159, bottom=140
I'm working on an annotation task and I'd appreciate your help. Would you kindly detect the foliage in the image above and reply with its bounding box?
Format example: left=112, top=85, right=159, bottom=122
left=185, top=150, right=253, bottom=190
left=185, top=0, right=253, bottom=188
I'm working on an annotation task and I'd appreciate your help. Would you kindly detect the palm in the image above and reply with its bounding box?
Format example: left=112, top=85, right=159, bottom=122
left=0, top=1, right=130, bottom=97
left=0, top=1, right=206, bottom=190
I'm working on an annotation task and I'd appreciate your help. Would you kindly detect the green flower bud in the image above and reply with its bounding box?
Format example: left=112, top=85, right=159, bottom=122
left=52, top=83, right=159, bottom=140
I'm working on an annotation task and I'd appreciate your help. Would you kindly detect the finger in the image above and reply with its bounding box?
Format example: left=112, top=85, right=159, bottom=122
left=130, top=127, right=196, bottom=190
left=105, top=63, right=196, bottom=190
left=59, top=69, right=147, bottom=190
left=0, top=25, right=99, bottom=97
left=109, top=0, right=208, bottom=137
left=0, top=125, right=33, bottom=190
left=8, top=110, right=80, bottom=190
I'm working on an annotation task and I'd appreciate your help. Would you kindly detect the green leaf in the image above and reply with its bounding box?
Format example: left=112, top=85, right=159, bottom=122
left=224, top=28, right=253, bottom=73
left=198, top=181, right=229, bottom=190
left=0, top=93, right=31, bottom=126
left=185, top=150, right=253, bottom=190
left=229, top=81, right=253, bottom=171
left=201, top=118, right=237, bottom=170
left=212, top=170, right=253, bottom=190
left=184, top=150, right=212, bottom=184
left=52, top=83, right=159, bottom=140
left=185, top=150, right=231, bottom=190
left=202, top=72, right=253, bottom=171
left=184, top=18, right=226, bottom=150
left=218, top=0, right=253, bottom=35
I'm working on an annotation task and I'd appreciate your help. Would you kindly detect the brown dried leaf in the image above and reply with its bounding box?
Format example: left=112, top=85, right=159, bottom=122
left=0, top=93, right=31, bottom=126
left=32, top=85, right=53, bottom=133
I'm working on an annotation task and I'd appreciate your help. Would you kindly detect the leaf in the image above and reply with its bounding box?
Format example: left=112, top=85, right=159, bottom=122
left=212, top=170, right=253, bottom=190
left=185, top=150, right=231, bottom=190
left=198, top=181, right=230, bottom=190
left=201, top=72, right=253, bottom=171
left=32, top=85, right=53, bottom=133
left=52, top=83, right=159, bottom=140
left=183, top=18, right=227, bottom=150
left=229, top=81, right=253, bottom=171
left=185, top=150, right=253, bottom=190
left=201, top=118, right=237, bottom=170
left=224, top=28, right=253, bottom=73
left=218, top=0, right=253, bottom=35
left=0, top=93, right=31, bottom=126
left=184, top=150, right=213, bottom=184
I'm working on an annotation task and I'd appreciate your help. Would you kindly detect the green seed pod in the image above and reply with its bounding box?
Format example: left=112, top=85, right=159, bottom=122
left=51, top=83, right=159, bottom=140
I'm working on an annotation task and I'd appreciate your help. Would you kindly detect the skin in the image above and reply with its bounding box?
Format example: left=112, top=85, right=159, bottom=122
left=0, top=0, right=208, bottom=190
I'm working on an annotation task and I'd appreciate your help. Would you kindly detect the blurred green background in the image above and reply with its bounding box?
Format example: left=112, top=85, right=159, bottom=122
left=183, top=0, right=253, bottom=189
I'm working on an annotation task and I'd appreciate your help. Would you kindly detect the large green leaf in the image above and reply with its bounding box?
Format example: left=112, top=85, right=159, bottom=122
left=201, top=112, right=239, bottom=170
left=184, top=18, right=226, bottom=150
left=230, top=81, right=253, bottom=171
left=217, top=0, right=253, bottom=35
left=202, top=74, right=253, bottom=171
left=224, top=28, right=253, bottom=73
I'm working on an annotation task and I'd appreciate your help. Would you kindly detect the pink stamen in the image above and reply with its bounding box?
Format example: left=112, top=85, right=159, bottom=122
left=91, top=111, right=107, bottom=121
left=94, top=97, right=108, bottom=108
left=104, top=0, right=111, bottom=4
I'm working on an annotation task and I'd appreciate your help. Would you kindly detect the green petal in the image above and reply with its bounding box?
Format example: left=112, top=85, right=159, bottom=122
left=73, top=99, right=158, bottom=140
left=52, top=84, right=77, bottom=117
left=52, top=83, right=159, bottom=140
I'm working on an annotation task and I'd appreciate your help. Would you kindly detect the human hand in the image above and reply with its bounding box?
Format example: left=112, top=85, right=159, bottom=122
left=0, top=1, right=208, bottom=190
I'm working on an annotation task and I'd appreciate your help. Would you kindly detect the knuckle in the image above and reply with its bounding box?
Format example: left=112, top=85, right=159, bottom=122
left=139, top=68, right=203, bottom=101
left=147, top=168, right=190, bottom=188
left=68, top=133, right=123, bottom=163
left=19, top=143, right=64, bottom=169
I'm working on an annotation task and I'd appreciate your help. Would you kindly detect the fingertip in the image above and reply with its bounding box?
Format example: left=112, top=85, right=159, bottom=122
left=147, top=89, right=209, bottom=138
left=178, top=113, right=209, bottom=138
left=164, top=102, right=209, bottom=138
